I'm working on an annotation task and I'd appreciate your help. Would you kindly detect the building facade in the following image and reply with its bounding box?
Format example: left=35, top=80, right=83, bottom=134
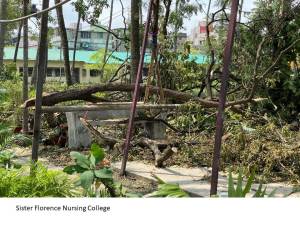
left=52, top=24, right=114, bottom=51
left=188, top=21, right=216, bottom=49
left=3, top=46, right=206, bottom=84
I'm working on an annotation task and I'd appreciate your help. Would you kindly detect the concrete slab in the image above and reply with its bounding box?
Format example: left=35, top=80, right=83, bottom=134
left=112, top=161, right=298, bottom=198
left=112, top=161, right=228, bottom=197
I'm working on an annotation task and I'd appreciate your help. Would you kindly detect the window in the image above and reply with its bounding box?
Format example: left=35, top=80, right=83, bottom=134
left=47, top=68, right=53, bottom=77
left=90, top=69, right=102, bottom=77
left=54, top=68, right=64, bottom=77
left=81, top=31, right=91, bottom=39
left=28, top=67, right=33, bottom=77
left=98, top=32, right=104, bottom=39
left=19, top=67, right=34, bottom=77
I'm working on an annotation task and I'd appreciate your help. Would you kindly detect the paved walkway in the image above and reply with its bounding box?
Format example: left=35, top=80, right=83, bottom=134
left=12, top=147, right=300, bottom=197
left=112, top=161, right=300, bottom=197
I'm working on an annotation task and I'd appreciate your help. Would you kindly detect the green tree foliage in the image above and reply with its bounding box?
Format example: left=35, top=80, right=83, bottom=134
left=73, top=0, right=109, bottom=24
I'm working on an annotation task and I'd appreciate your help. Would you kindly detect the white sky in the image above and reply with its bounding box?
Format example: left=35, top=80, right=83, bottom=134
left=32, top=0, right=256, bottom=34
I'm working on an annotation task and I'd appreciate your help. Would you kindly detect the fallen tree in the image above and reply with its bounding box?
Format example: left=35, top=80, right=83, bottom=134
left=23, top=83, right=253, bottom=109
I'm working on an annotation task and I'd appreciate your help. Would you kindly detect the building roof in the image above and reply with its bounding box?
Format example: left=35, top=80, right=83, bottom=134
left=4, top=47, right=207, bottom=65
left=3, top=47, right=120, bottom=64
left=109, top=51, right=207, bottom=64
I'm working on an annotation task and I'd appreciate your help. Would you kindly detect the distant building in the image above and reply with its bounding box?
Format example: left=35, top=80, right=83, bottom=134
left=51, top=24, right=114, bottom=51
left=3, top=46, right=206, bottom=83
left=111, top=27, right=129, bottom=52
left=188, top=21, right=216, bottom=49
left=3, top=47, right=124, bottom=83
left=176, top=32, right=188, bottom=49
left=11, top=35, right=38, bottom=48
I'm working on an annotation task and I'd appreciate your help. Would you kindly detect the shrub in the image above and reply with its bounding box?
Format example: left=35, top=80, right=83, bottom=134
left=0, top=163, right=79, bottom=197
left=63, top=143, right=116, bottom=197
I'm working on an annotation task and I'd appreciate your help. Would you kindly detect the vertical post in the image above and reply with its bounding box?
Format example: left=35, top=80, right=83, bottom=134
left=210, top=0, right=239, bottom=196
left=31, top=0, right=49, bottom=162
left=120, top=0, right=154, bottom=175
left=22, top=0, right=29, bottom=133
left=0, top=0, right=7, bottom=67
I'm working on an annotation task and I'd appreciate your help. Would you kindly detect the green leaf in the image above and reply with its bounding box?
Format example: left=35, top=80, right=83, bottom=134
left=90, top=143, right=105, bottom=164
left=268, top=188, right=277, bottom=197
left=13, top=163, right=22, bottom=169
left=94, top=168, right=113, bottom=179
left=63, top=165, right=87, bottom=174
left=70, top=151, right=91, bottom=169
left=236, top=169, right=243, bottom=197
left=228, top=168, right=235, bottom=197
left=89, top=154, right=96, bottom=168
left=151, top=174, right=166, bottom=184
left=242, top=170, right=255, bottom=197
left=260, top=186, right=267, bottom=197
left=253, top=184, right=263, bottom=197
left=80, top=171, right=94, bottom=190
left=148, top=183, right=189, bottom=198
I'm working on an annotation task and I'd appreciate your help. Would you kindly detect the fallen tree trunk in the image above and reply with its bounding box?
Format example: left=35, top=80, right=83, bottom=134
left=23, top=83, right=223, bottom=108
left=39, top=103, right=181, bottom=113
left=23, top=83, right=253, bottom=110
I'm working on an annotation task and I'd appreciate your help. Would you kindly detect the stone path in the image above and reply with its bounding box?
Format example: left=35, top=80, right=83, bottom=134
left=112, top=161, right=300, bottom=197
left=13, top=147, right=64, bottom=171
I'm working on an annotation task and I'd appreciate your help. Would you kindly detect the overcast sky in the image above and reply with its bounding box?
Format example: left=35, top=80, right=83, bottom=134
left=32, top=0, right=255, bottom=34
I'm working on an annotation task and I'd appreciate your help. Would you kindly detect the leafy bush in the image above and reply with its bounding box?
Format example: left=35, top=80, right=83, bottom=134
left=64, top=143, right=116, bottom=197
left=0, top=163, right=79, bottom=197
left=0, top=79, right=23, bottom=126
left=12, top=134, right=32, bottom=147
left=0, top=151, right=21, bottom=169
left=0, top=64, right=18, bottom=81
left=0, top=123, right=12, bottom=150
left=226, top=168, right=276, bottom=198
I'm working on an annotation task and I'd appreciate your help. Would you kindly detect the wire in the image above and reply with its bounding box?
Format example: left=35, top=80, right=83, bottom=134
left=0, top=0, right=71, bottom=24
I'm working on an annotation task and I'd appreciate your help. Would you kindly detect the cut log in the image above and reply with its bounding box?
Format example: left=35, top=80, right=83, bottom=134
left=139, top=137, right=178, bottom=167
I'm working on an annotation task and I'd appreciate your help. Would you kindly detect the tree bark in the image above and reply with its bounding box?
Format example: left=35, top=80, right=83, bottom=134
left=22, top=0, right=29, bottom=133
left=162, top=0, right=172, bottom=38
left=130, top=0, right=140, bottom=83
left=31, top=48, right=39, bottom=86
left=0, top=0, right=7, bottom=67
left=205, top=0, right=213, bottom=99
left=31, top=0, right=49, bottom=162
left=173, top=0, right=180, bottom=52
left=23, top=83, right=226, bottom=109
left=103, top=0, right=114, bottom=64
left=139, top=0, right=143, bottom=25
left=14, top=22, right=23, bottom=63
left=71, top=12, right=80, bottom=81
left=55, top=0, right=72, bottom=86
